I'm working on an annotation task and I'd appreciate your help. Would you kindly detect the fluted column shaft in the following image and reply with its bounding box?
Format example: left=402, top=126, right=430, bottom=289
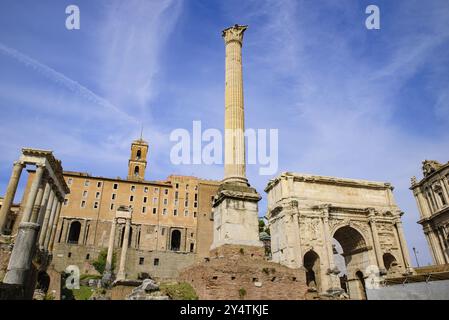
left=223, top=25, right=248, bottom=185
left=395, top=220, right=412, bottom=269
left=0, top=161, right=25, bottom=233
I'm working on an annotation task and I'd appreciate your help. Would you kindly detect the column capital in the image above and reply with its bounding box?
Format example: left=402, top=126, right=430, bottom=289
left=13, top=160, right=25, bottom=168
left=222, top=24, right=247, bottom=45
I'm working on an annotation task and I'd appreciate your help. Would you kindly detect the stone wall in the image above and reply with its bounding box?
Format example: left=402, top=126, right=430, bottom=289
left=180, top=245, right=308, bottom=300
left=52, top=243, right=196, bottom=280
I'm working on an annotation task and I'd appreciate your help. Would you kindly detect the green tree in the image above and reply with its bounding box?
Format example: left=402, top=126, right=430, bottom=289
left=92, top=249, right=115, bottom=275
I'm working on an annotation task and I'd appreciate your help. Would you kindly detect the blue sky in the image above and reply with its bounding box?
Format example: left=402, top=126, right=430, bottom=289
left=1, top=0, right=448, bottom=266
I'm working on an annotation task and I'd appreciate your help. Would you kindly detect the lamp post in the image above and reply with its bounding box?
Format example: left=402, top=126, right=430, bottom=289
left=412, top=247, right=420, bottom=268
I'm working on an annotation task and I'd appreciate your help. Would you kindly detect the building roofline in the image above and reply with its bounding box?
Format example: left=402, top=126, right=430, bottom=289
left=265, top=171, right=393, bottom=193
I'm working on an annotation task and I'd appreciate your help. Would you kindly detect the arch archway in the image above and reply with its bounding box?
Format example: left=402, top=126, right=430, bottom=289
left=134, top=166, right=140, bottom=176
left=67, top=221, right=81, bottom=244
left=383, top=253, right=400, bottom=276
left=333, top=225, right=370, bottom=300
left=136, top=149, right=141, bottom=159
left=171, top=229, right=181, bottom=251
left=37, top=271, right=50, bottom=293
left=303, top=250, right=321, bottom=291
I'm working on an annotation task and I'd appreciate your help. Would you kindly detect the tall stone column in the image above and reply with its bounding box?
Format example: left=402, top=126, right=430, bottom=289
left=43, top=196, right=60, bottom=250
left=368, top=215, right=386, bottom=273
left=395, top=219, right=412, bottom=272
left=30, top=176, right=47, bottom=223
left=103, top=218, right=117, bottom=283
left=21, top=165, right=45, bottom=223
left=223, top=24, right=248, bottom=186
left=117, top=219, right=130, bottom=281
left=35, top=181, right=52, bottom=226
left=429, top=230, right=445, bottom=264
left=38, top=190, right=56, bottom=249
left=424, top=231, right=437, bottom=264
left=0, top=161, right=25, bottom=233
left=47, top=201, right=62, bottom=252
left=436, top=229, right=449, bottom=263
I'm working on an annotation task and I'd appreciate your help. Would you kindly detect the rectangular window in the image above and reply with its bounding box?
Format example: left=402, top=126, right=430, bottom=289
left=185, top=200, right=188, bottom=207
left=161, top=228, right=165, bottom=235
left=175, top=191, right=179, bottom=199
left=95, top=192, right=100, bottom=199
left=163, top=199, right=168, bottom=205
left=81, top=200, right=86, bottom=208
left=139, top=257, right=144, bottom=265
left=174, top=199, right=179, bottom=207
left=153, top=197, right=158, bottom=204
left=194, top=202, right=198, bottom=208
left=154, top=258, right=159, bottom=266
left=143, top=196, right=147, bottom=203
left=67, top=178, right=73, bottom=185
left=93, top=202, right=99, bottom=209
left=112, top=193, right=116, bottom=200
left=194, top=212, right=197, bottom=218
left=154, top=187, right=159, bottom=193
left=185, top=184, right=189, bottom=190
left=194, top=185, right=198, bottom=191
left=131, top=185, right=136, bottom=192
left=175, top=183, right=179, bottom=189
left=194, top=193, right=198, bottom=201
left=184, top=210, right=188, bottom=217
left=152, top=208, right=157, bottom=214
left=144, top=187, right=148, bottom=193
left=164, top=189, right=168, bottom=195
left=97, top=181, right=102, bottom=188
left=142, top=207, right=146, bottom=214
left=190, top=232, right=194, bottom=237
left=163, top=208, right=167, bottom=215
left=110, top=203, right=114, bottom=211
left=130, top=195, right=134, bottom=202
left=190, top=243, right=194, bottom=252
left=174, top=209, right=178, bottom=216
left=84, top=180, right=90, bottom=187
left=82, top=190, right=88, bottom=198
left=64, top=198, right=69, bottom=206
left=113, top=183, right=118, bottom=190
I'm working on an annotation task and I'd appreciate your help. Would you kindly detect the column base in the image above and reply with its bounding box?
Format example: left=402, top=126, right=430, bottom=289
left=3, top=222, right=40, bottom=285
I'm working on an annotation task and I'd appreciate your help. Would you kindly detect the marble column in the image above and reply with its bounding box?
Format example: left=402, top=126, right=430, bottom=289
left=30, top=176, right=47, bottom=223
left=21, top=165, right=45, bottom=223
left=38, top=190, right=56, bottom=249
left=47, top=201, right=62, bottom=252
left=117, top=219, right=130, bottom=281
left=429, top=230, right=445, bottom=264
left=436, top=229, right=449, bottom=263
left=105, top=218, right=117, bottom=277
left=368, top=217, right=385, bottom=272
left=0, top=161, right=25, bottom=233
left=424, top=231, right=437, bottom=265
left=43, top=196, right=59, bottom=250
left=222, top=24, right=248, bottom=185
left=395, top=220, right=412, bottom=271
left=35, top=181, right=52, bottom=226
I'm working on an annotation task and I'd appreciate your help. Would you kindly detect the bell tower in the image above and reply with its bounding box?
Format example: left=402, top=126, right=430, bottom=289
left=127, top=138, right=148, bottom=181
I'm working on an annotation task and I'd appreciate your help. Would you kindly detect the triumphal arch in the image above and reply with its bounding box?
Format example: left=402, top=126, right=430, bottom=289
left=265, top=172, right=413, bottom=299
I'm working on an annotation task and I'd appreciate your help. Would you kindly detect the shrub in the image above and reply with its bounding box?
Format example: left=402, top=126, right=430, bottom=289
left=92, top=249, right=115, bottom=275
left=160, top=282, right=198, bottom=300
left=238, top=288, right=246, bottom=299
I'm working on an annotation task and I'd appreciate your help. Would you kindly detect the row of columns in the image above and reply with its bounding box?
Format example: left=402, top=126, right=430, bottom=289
left=1, top=161, right=65, bottom=285
left=103, top=217, right=131, bottom=283
left=424, top=225, right=449, bottom=265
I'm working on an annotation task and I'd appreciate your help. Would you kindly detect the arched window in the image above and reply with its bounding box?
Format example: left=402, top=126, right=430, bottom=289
left=67, top=221, right=81, bottom=244
left=134, top=166, right=140, bottom=176
left=136, top=149, right=141, bottom=160
left=171, top=230, right=181, bottom=251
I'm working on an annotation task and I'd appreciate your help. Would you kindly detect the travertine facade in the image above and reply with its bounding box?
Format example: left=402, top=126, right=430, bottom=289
left=266, top=172, right=412, bottom=299
left=411, top=160, right=449, bottom=265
